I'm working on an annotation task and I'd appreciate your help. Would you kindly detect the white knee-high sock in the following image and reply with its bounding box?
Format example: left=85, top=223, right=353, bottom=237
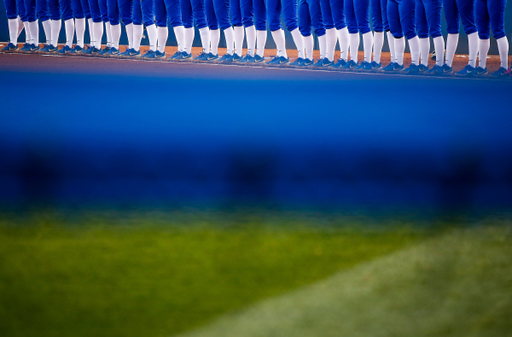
left=362, top=31, right=373, bottom=63
left=419, top=37, right=429, bottom=66
left=147, top=24, right=158, bottom=51
left=125, top=23, right=133, bottom=49
left=478, top=38, right=490, bottom=68
left=210, top=28, right=220, bottom=54
left=234, top=25, right=244, bottom=55
left=183, top=27, right=194, bottom=53
left=318, top=34, right=326, bottom=59
left=173, top=25, right=185, bottom=52
left=349, top=33, right=359, bottom=62
left=256, top=29, right=266, bottom=57
left=41, top=19, right=51, bottom=45
left=22, top=21, right=30, bottom=44
left=496, top=36, right=509, bottom=69
left=157, top=26, right=168, bottom=53
left=325, top=28, right=336, bottom=61
left=132, top=24, right=143, bottom=51
left=395, top=37, right=405, bottom=65
left=290, top=28, right=304, bottom=58
left=87, top=18, right=93, bottom=45
left=445, top=33, right=458, bottom=67
left=111, top=23, right=121, bottom=49
left=408, top=36, right=419, bottom=65
left=50, top=19, right=61, bottom=47
left=304, top=34, right=313, bottom=60
left=271, top=29, right=287, bottom=58
left=386, top=31, right=395, bottom=62
left=64, top=19, right=74, bottom=47
left=75, top=18, right=85, bottom=47
left=433, top=36, right=444, bottom=66
left=337, top=27, right=349, bottom=61
left=199, top=27, right=210, bottom=53
left=373, top=31, right=384, bottom=64
left=8, top=19, right=19, bottom=44
left=17, top=17, right=24, bottom=38
left=467, top=32, right=478, bottom=68
left=245, top=25, right=256, bottom=56
left=94, top=21, right=104, bottom=49
left=224, top=27, right=234, bottom=55
left=105, top=22, right=112, bottom=47
left=28, top=20, right=38, bottom=46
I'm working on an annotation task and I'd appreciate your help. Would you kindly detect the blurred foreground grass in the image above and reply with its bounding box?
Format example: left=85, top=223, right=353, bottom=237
left=0, top=209, right=427, bottom=337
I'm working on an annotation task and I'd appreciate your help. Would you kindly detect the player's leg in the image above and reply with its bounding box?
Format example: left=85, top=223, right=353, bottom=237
left=318, top=0, right=335, bottom=65
left=425, top=0, right=447, bottom=73
left=488, top=0, right=508, bottom=75
left=57, top=0, right=75, bottom=53
left=105, top=0, right=120, bottom=54
left=354, top=0, right=373, bottom=68
left=213, top=0, right=235, bottom=62
left=443, top=0, right=460, bottom=72
left=192, top=0, right=211, bottom=57
left=46, top=0, right=61, bottom=51
left=266, top=0, right=288, bottom=62
left=370, top=0, right=384, bottom=68
left=254, top=0, right=266, bottom=61
left=231, top=0, right=244, bottom=59
left=154, top=0, right=167, bottom=57
left=415, top=0, right=429, bottom=70
left=457, top=0, right=479, bottom=73
left=475, top=0, right=490, bottom=75
left=3, top=0, right=20, bottom=50
left=177, top=0, right=193, bottom=58
left=129, top=0, right=143, bottom=55
left=330, top=0, right=349, bottom=67
left=399, top=0, right=420, bottom=73
left=295, top=0, right=314, bottom=65
left=204, top=0, right=220, bottom=58
left=85, top=0, right=104, bottom=53
left=36, top=0, right=52, bottom=50
left=343, top=0, right=359, bottom=68
left=240, top=0, right=255, bottom=61
left=118, top=0, right=134, bottom=54
left=282, top=0, right=305, bottom=60
left=141, top=0, right=158, bottom=57
left=382, top=0, right=405, bottom=71
left=97, top=0, right=112, bottom=53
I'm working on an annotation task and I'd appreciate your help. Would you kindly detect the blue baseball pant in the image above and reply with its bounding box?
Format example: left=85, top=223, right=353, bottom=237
left=230, top=0, right=242, bottom=25
left=36, top=0, right=50, bottom=21
left=266, top=0, right=298, bottom=32
left=415, top=0, right=442, bottom=38
left=299, top=0, right=325, bottom=36
left=141, top=0, right=155, bottom=26
left=107, top=0, right=119, bottom=24
left=240, top=0, right=266, bottom=29
left=329, top=0, right=346, bottom=30
left=475, top=0, right=506, bottom=39
left=344, top=0, right=358, bottom=33
left=387, top=0, right=416, bottom=39
left=118, top=0, right=133, bottom=24
left=24, top=0, right=36, bottom=21
left=319, top=0, right=334, bottom=29
left=443, top=0, right=477, bottom=34
left=181, top=0, right=207, bottom=29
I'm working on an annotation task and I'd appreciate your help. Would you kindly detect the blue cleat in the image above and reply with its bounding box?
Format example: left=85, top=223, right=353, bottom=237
left=57, top=45, right=73, bottom=54
left=99, top=46, right=112, bottom=55
left=23, top=43, right=39, bottom=52
left=72, top=45, right=85, bottom=54
left=418, top=64, right=428, bottom=73
left=218, top=53, right=234, bottom=63
left=38, top=44, right=50, bottom=52
left=401, top=64, right=420, bottom=74
left=84, top=46, right=102, bottom=55
left=46, top=45, right=58, bottom=53
left=356, top=60, right=371, bottom=70
left=302, top=58, right=314, bottom=66
left=332, top=59, right=347, bottom=69
left=20, top=43, right=33, bottom=51
left=179, top=51, right=192, bottom=59
left=440, top=64, right=453, bottom=75
left=105, top=47, right=119, bottom=56
left=232, top=53, right=243, bottom=62
left=169, top=51, right=182, bottom=59
left=474, top=67, right=487, bottom=76
left=267, top=55, right=289, bottom=65
left=254, top=55, right=265, bottom=63
left=155, top=50, right=165, bottom=59
left=290, top=57, right=305, bottom=66
left=2, top=42, right=18, bottom=51
left=491, top=67, right=508, bottom=77
left=381, top=62, right=404, bottom=72
left=342, top=59, right=358, bottom=70
left=313, top=58, right=325, bottom=67
left=240, top=55, right=255, bottom=63
left=455, top=64, right=475, bottom=76
left=205, top=53, right=219, bottom=61
left=368, top=61, right=381, bottom=71
left=141, top=49, right=156, bottom=58
left=119, top=48, right=139, bottom=57
left=194, top=52, right=208, bottom=60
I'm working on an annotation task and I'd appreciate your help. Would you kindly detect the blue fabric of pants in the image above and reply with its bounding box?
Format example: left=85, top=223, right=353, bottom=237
left=36, top=0, right=50, bottom=21
left=387, top=0, right=416, bottom=39
left=266, top=0, right=298, bottom=32
left=344, top=0, right=357, bottom=33
left=443, top=0, right=477, bottom=34
left=107, top=0, right=119, bottom=23
left=230, top=0, right=242, bottom=25
left=299, top=0, right=325, bottom=36
left=118, top=0, right=133, bottom=24
left=140, top=0, right=155, bottom=26
left=24, top=0, right=36, bottom=21
left=329, top=0, right=346, bottom=30
left=88, top=0, right=102, bottom=21
left=319, top=0, right=334, bottom=29
left=475, top=0, right=506, bottom=39
left=415, top=0, right=441, bottom=38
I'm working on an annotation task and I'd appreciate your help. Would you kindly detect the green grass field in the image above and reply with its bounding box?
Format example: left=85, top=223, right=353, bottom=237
left=0, top=210, right=511, bottom=337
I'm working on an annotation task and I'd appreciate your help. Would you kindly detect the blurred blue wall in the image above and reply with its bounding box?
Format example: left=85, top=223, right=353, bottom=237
left=1, top=71, right=511, bottom=212
left=1, top=2, right=512, bottom=54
